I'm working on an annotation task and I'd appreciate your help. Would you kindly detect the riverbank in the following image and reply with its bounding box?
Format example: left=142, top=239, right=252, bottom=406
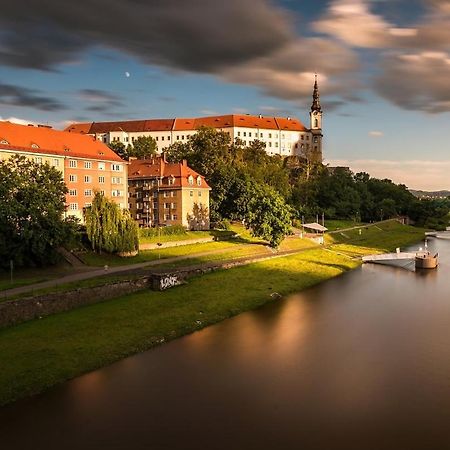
left=0, top=221, right=425, bottom=406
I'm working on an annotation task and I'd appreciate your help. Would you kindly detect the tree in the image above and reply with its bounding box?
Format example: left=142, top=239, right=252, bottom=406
left=246, top=183, right=293, bottom=248
left=108, top=141, right=129, bottom=160
left=128, top=136, right=157, bottom=159
left=84, top=192, right=139, bottom=254
left=0, top=155, right=77, bottom=268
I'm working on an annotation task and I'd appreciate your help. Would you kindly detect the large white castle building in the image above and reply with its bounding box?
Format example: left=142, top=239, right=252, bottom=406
left=66, top=78, right=323, bottom=162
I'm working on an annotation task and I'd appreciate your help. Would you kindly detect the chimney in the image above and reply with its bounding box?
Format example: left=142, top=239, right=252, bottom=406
left=182, top=159, right=187, bottom=166
left=37, top=124, right=52, bottom=129
left=162, top=152, right=167, bottom=162
left=287, top=116, right=291, bottom=121
left=258, top=114, right=262, bottom=119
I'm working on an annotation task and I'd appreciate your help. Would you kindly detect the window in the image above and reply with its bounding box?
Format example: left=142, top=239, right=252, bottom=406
left=111, top=164, right=122, bottom=172
left=268, top=133, right=272, bottom=138
left=171, top=191, right=175, bottom=197
left=161, top=136, right=164, bottom=141
left=190, top=190, right=194, bottom=197
left=34, top=156, right=42, bottom=164
left=69, top=160, right=77, bottom=168
left=168, top=176, right=175, bottom=186
left=249, top=132, right=252, bottom=137
left=163, top=191, right=169, bottom=197
left=84, top=161, right=92, bottom=169
left=69, top=203, right=78, bottom=211
left=0, top=139, right=9, bottom=145
left=198, top=191, right=202, bottom=197
left=243, top=132, right=246, bottom=137
left=237, top=131, right=241, bottom=137
left=165, top=214, right=170, bottom=221
left=182, top=135, right=185, bottom=140
left=69, top=189, right=77, bottom=196
left=275, top=142, right=279, bottom=147
left=172, top=214, right=178, bottom=220
left=197, top=177, right=202, bottom=186
left=52, top=159, right=59, bottom=167
left=100, top=190, right=105, bottom=195
left=301, top=135, right=304, bottom=140
left=260, top=133, right=263, bottom=138
left=171, top=203, right=177, bottom=209
left=85, top=203, right=92, bottom=208
left=69, top=174, right=77, bottom=182
left=84, top=189, right=92, bottom=197
left=153, top=202, right=158, bottom=209
left=167, top=135, right=171, bottom=140
left=153, top=191, right=158, bottom=197
left=112, top=177, right=122, bottom=184
left=164, top=202, right=170, bottom=209
left=112, top=190, right=123, bottom=197
left=99, top=176, right=105, bottom=184
left=188, top=175, right=194, bottom=185
left=176, top=135, right=180, bottom=140
left=269, top=142, right=272, bottom=147
left=84, top=175, right=91, bottom=183
left=314, top=136, right=318, bottom=143
left=98, top=162, right=105, bottom=171
left=156, top=136, right=159, bottom=141
left=306, top=135, right=310, bottom=140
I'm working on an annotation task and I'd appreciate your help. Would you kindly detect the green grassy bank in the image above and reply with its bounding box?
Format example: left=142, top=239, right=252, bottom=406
left=0, top=221, right=425, bottom=406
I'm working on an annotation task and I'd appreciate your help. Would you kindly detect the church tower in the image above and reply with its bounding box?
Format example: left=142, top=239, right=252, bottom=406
left=309, top=74, right=323, bottom=162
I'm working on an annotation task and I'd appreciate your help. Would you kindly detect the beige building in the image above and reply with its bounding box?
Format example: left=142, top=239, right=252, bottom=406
left=0, top=121, right=128, bottom=221
left=128, top=156, right=210, bottom=230
left=65, top=80, right=323, bottom=162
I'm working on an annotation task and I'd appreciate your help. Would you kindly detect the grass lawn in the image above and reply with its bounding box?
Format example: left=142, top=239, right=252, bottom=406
left=324, top=219, right=365, bottom=231
left=0, top=220, right=427, bottom=405
left=78, top=239, right=247, bottom=267
left=139, top=229, right=235, bottom=245
left=0, top=247, right=360, bottom=406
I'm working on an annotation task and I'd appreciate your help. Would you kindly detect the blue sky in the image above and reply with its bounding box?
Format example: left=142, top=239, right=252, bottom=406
left=0, top=0, right=449, bottom=189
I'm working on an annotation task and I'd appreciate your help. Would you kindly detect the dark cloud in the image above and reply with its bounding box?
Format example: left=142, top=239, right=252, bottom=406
left=0, top=0, right=293, bottom=72
left=78, top=89, right=124, bottom=113
left=375, top=52, right=450, bottom=113
left=0, top=83, right=65, bottom=111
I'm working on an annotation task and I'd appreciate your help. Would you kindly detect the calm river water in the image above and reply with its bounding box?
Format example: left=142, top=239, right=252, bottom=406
left=2, top=238, right=450, bottom=450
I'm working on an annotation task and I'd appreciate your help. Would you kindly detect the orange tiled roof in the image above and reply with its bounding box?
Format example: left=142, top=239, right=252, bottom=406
left=128, top=157, right=210, bottom=189
left=65, top=114, right=308, bottom=134
left=0, top=121, right=124, bottom=162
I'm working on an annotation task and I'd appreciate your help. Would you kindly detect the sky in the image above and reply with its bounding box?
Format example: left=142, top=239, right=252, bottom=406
left=0, top=0, right=449, bottom=190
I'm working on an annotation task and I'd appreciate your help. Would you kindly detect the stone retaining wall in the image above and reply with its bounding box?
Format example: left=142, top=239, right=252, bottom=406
left=0, top=278, right=150, bottom=328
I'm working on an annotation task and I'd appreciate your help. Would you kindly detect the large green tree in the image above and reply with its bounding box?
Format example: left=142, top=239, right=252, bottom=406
left=128, top=136, right=157, bottom=159
left=0, top=155, right=77, bottom=268
left=84, top=192, right=139, bottom=254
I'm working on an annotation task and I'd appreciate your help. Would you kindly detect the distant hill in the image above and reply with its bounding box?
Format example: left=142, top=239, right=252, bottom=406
left=410, top=190, right=450, bottom=199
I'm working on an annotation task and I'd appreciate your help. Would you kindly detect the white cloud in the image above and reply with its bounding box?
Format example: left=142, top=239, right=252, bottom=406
left=368, top=130, right=383, bottom=137
left=326, top=159, right=450, bottom=190
left=0, top=116, right=36, bottom=126
left=313, top=0, right=392, bottom=48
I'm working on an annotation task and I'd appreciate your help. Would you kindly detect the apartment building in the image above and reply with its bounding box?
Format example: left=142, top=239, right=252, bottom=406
left=0, top=121, right=128, bottom=221
left=128, top=156, right=210, bottom=230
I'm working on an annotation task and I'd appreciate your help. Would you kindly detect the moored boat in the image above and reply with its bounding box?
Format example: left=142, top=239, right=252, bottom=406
left=415, top=251, right=438, bottom=269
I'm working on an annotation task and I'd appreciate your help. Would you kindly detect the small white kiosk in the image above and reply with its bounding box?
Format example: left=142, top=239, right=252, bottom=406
left=301, top=223, right=328, bottom=245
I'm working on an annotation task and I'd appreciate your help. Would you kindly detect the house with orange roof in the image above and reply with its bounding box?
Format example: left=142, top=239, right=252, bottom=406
left=128, top=155, right=210, bottom=229
left=0, top=121, right=128, bottom=221
left=65, top=79, right=323, bottom=162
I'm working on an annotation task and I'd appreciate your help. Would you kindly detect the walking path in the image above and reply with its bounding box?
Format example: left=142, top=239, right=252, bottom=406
left=0, top=244, right=266, bottom=298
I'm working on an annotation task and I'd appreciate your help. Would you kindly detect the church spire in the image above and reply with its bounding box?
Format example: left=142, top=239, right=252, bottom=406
left=311, top=73, right=322, bottom=113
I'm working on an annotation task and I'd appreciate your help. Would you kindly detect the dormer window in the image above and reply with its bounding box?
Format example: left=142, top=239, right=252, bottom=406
left=0, top=139, right=9, bottom=145
left=197, top=176, right=202, bottom=186
left=168, top=175, right=175, bottom=186
left=188, top=175, right=194, bottom=185
left=31, top=143, right=39, bottom=149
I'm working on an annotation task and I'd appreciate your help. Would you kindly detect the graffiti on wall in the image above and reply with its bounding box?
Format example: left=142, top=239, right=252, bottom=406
left=160, top=275, right=179, bottom=290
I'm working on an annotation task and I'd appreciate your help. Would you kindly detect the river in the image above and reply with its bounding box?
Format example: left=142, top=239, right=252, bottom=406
left=1, top=238, right=450, bottom=450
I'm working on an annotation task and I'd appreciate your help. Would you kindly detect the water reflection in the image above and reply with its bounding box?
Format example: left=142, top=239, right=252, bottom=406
left=2, top=239, right=450, bottom=449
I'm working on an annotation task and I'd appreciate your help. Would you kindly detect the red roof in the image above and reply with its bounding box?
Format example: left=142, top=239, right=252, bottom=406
left=0, top=121, right=124, bottom=162
left=128, top=157, right=210, bottom=189
left=65, top=114, right=307, bottom=134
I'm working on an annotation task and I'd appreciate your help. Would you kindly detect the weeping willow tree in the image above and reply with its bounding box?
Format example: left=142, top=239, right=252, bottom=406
left=85, top=192, right=138, bottom=254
